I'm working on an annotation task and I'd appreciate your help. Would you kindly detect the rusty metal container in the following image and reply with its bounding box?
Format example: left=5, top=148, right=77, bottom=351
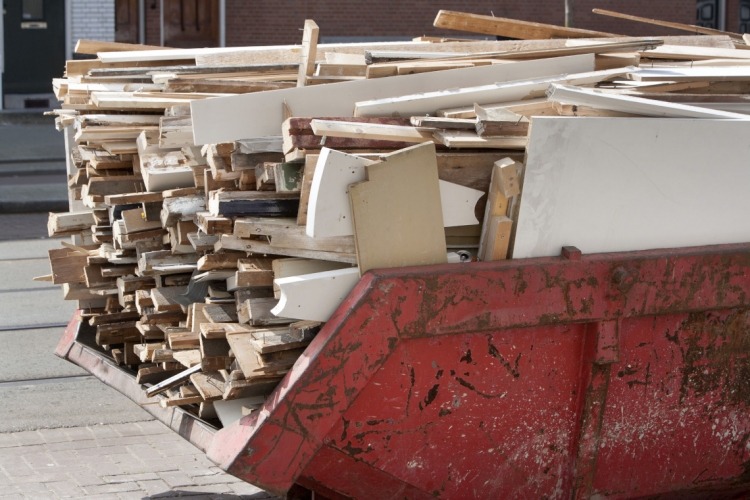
left=57, top=243, right=750, bottom=499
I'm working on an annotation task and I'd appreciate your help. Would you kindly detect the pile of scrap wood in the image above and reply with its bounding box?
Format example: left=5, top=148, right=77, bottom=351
left=41, top=9, right=750, bottom=427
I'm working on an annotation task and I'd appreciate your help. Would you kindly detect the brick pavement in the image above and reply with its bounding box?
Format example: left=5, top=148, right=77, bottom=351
left=0, top=421, right=276, bottom=499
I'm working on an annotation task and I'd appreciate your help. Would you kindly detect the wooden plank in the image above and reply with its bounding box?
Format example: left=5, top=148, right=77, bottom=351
left=75, top=39, right=171, bottom=54
left=217, top=234, right=357, bottom=264
left=433, top=131, right=527, bottom=149
left=190, top=54, right=596, bottom=144
left=546, top=84, right=750, bottom=119
left=433, top=9, right=618, bottom=39
left=477, top=158, right=518, bottom=262
left=310, top=120, right=436, bottom=143
left=273, top=267, right=360, bottom=322
left=592, top=8, right=743, bottom=41
left=514, top=118, right=750, bottom=259
left=354, top=65, right=631, bottom=118
left=208, top=191, right=299, bottom=218
left=349, top=143, right=447, bottom=275
left=189, top=371, right=224, bottom=401
left=296, top=155, right=318, bottom=226
left=297, top=20, right=319, bottom=87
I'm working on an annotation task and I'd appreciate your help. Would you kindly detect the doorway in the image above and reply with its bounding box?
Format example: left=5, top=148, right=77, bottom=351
left=2, top=0, right=65, bottom=108
left=115, top=0, right=139, bottom=44
left=163, top=0, right=219, bottom=48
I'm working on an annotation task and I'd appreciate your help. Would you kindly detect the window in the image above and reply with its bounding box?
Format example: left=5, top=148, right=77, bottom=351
left=21, top=0, right=44, bottom=20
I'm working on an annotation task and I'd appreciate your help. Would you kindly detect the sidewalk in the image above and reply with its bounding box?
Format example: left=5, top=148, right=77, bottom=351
left=0, top=421, right=271, bottom=499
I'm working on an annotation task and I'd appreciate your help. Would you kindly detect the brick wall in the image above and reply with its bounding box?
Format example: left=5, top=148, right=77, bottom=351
left=70, top=0, right=115, bottom=54
left=145, top=1, right=161, bottom=46
left=224, top=0, right=696, bottom=47
left=93, top=1, right=715, bottom=50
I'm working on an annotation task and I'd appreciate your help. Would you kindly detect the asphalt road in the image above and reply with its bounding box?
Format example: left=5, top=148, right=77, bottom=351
left=0, top=194, right=154, bottom=434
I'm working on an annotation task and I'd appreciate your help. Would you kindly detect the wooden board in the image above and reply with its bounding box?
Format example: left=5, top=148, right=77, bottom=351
left=273, top=267, right=361, bottom=322
left=349, top=143, right=447, bottom=274
left=190, top=54, right=596, bottom=143
left=514, top=117, right=750, bottom=259
left=433, top=9, right=618, bottom=39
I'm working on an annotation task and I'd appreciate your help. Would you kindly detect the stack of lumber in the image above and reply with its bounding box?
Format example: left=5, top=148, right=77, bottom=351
left=41, top=10, right=750, bottom=428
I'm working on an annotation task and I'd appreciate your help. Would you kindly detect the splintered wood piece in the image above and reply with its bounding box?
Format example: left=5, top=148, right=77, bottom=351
left=136, top=366, right=182, bottom=385
left=274, top=162, right=304, bottom=192
left=478, top=158, right=520, bottom=261
left=480, top=215, right=513, bottom=261
left=255, top=163, right=276, bottom=191
left=223, top=377, right=284, bottom=400
left=248, top=329, right=312, bottom=354
left=203, top=304, right=239, bottom=324
left=150, top=286, right=188, bottom=312
left=433, top=9, right=618, bottom=39
left=289, top=321, right=322, bottom=341
left=349, top=143, right=447, bottom=275
left=310, top=120, right=436, bottom=143
left=160, top=395, right=204, bottom=407
left=190, top=371, right=225, bottom=401
left=273, top=267, right=360, bottom=322
left=169, top=330, right=201, bottom=349
left=200, top=322, right=255, bottom=339
left=297, top=20, right=320, bottom=87
left=172, top=349, right=202, bottom=367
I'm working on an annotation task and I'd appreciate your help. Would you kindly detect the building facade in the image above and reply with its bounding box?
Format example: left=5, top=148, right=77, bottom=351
left=0, top=1, right=743, bottom=109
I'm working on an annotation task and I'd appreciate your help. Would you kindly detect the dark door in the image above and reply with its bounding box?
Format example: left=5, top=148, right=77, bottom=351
left=3, top=0, right=65, bottom=95
left=740, top=0, right=750, bottom=33
left=115, top=0, right=139, bottom=44
left=163, top=0, right=218, bottom=49
left=696, top=0, right=720, bottom=28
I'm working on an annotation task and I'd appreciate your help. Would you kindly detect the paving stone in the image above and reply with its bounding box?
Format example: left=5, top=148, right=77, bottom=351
left=179, top=484, right=233, bottom=494
left=62, top=426, right=95, bottom=442
left=12, top=431, right=43, bottom=446
left=103, top=472, right=160, bottom=484
left=0, top=434, right=19, bottom=449
left=22, top=452, right=57, bottom=469
left=126, top=443, right=165, bottom=461
left=38, top=427, right=71, bottom=444
left=83, top=481, right=141, bottom=495
left=44, top=438, right=102, bottom=452
left=111, top=423, right=148, bottom=437
left=135, top=421, right=173, bottom=435
left=69, top=469, right=108, bottom=487
left=136, top=478, right=172, bottom=496
left=158, top=470, right=195, bottom=488
left=193, top=474, right=244, bottom=486
left=229, top=481, right=273, bottom=498
left=45, top=480, right=86, bottom=499
left=0, top=493, right=24, bottom=500
left=88, top=425, right=121, bottom=440
left=76, top=445, right=130, bottom=457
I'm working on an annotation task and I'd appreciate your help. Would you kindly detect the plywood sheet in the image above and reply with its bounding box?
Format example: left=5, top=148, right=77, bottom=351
left=514, top=117, right=750, bottom=259
left=349, top=143, right=447, bottom=274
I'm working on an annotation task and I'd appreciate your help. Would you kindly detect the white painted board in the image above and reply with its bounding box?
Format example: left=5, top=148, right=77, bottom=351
left=546, top=84, right=750, bottom=119
left=514, top=117, right=750, bottom=259
left=190, top=54, right=595, bottom=144
left=213, top=396, right=266, bottom=427
left=272, top=267, right=361, bottom=322
left=354, top=66, right=635, bottom=118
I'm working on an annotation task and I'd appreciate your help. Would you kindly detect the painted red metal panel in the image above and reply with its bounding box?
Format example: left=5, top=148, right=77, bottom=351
left=204, top=243, right=750, bottom=498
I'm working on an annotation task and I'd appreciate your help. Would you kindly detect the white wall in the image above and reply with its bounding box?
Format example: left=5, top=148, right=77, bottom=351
left=69, top=0, right=115, bottom=54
